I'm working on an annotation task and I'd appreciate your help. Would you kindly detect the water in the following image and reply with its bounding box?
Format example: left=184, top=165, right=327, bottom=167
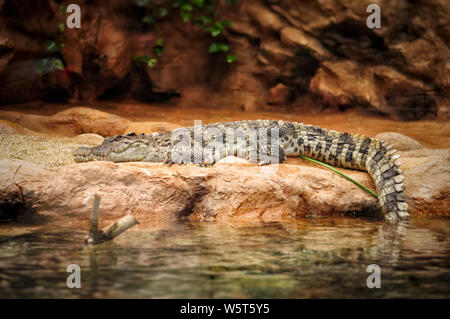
left=0, top=217, right=448, bottom=298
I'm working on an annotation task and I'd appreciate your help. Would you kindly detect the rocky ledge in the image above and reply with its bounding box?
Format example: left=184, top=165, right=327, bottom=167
left=0, top=134, right=448, bottom=224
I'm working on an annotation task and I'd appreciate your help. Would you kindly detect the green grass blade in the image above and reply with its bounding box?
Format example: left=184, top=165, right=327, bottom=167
left=299, top=155, right=378, bottom=199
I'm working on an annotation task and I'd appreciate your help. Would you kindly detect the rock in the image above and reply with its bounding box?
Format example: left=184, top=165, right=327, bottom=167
left=280, top=26, right=331, bottom=60
left=127, top=122, right=183, bottom=135
left=145, top=21, right=211, bottom=94
left=0, top=107, right=129, bottom=136
left=227, top=21, right=261, bottom=39
left=0, top=119, right=19, bottom=135
left=96, top=20, right=130, bottom=79
left=216, top=156, right=254, bottom=165
left=310, top=61, right=436, bottom=119
left=0, top=58, right=72, bottom=105
left=60, top=12, right=132, bottom=100
left=260, top=41, right=295, bottom=63
left=245, top=1, right=285, bottom=32
left=0, top=0, right=448, bottom=119
left=309, top=60, right=362, bottom=109
left=370, top=65, right=436, bottom=120
left=400, top=148, right=450, bottom=217
left=0, top=107, right=186, bottom=137
left=390, top=36, right=446, bottom=80
left=0, top=158, right=379, bottom=223
left=71, top=133, right=104, bottom=146
left=268, top=83, right=291, bottom=105
left=375, top=132, right=423, bottom=151
left=0, top=144, right=448, bottom=223
left=0, top=46, right=13, bottom=74
left=0, top=119, right=44, bottom=136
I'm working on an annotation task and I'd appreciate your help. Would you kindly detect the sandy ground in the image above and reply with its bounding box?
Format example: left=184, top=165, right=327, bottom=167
left=0, top=135, right=97, bottom=167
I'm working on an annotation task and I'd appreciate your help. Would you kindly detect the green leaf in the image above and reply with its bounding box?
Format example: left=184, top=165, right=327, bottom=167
left=142, top=15, right=155, bottom=24
left=190, top=0, right=204, bottom=7
left=222, top=20, right=233, bottom=27
left=194, top=15, right=212, bottom=25
left=147, top=58, right=157, bottom=68
left=136, top=0, right=151, bottom=7
left=205, top=26, right=221, bottom=37
left=226, top=0, right=237, bottom=4
left=299, top=155, right=378, bottom=199
left=209, top=42, right=229, bottom=53
left=226, top=54, right=237, bottom=63
left=53, top=58, right=64, bottom=70
left=59, top=4, right=67, bottom=13
left=180, top=11, right=191, bottom=22
left=181, top=3, right=193, bottom=11
left=153, top=38, right=164, bottom=56
left=154, top=47, right=163, bottom=56
left=154, top=7, right=168, bottom=18
left=215, top=21, right=225, bottom=31
left=46, top=40, right=60, bottom=52
left=58, top=22, right=65, bottom=33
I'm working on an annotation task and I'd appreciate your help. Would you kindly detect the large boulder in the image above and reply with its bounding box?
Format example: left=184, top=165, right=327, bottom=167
left=375, top=132, right=423, bottom=151
left=0, top=145, right=448, bottom=223
left=399, top=148, right=450, bottom=216
left=0, top=107, right=181, bottom=136
left=0, top=158, right=378, bottom=223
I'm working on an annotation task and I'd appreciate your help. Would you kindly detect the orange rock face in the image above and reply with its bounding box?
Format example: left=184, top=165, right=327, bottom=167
left=1, top=0, right=448, bottom=120
left=0, top=148, right=448, bottom=224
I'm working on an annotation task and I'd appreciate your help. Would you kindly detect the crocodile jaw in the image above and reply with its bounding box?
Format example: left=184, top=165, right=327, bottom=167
left=73, top=147, right=93, bottom=162
left=73, top=146, right=147, bottom=163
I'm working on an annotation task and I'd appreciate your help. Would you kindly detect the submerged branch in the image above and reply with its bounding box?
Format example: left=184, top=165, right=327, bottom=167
left=85, top=194, right=139, bottom=245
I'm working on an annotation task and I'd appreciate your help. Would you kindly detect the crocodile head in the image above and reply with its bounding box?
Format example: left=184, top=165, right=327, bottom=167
left=74, top=132, right=172, bottom=163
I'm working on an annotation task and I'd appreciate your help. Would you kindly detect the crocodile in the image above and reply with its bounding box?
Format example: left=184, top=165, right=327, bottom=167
left=74, top=120, right=409, bottom=222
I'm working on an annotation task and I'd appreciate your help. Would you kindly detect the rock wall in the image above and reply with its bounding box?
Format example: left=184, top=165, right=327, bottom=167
left=0, top=0, right=448, bottom=120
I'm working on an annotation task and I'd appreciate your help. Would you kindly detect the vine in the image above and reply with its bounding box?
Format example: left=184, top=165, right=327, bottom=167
left=134, top=0, right=237, bottom=68
left=36, top=4, right=67, bottom=74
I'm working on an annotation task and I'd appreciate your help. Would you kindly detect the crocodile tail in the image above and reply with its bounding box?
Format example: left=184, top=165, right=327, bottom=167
left=363, top=137, right=409, bottom=222
left=292, top=124, right=409, bottom=221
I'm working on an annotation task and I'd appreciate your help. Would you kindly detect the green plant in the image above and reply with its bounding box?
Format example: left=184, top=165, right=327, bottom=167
left=36, top=4, right=66, bottom=74
left=136, top=0, right=238, bottom=67
left=133, top=55, right=158, bottom=68
left=153, top=38, right=164, bottom=56
left=299, top=155, right=378, bottom=199
left=35, top=58, right=65, bottom=74
left=134, top=37, right=164, bottom=68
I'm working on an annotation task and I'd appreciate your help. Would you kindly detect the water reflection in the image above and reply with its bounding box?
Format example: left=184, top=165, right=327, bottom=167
left=0, top=217, right=448, bottom=298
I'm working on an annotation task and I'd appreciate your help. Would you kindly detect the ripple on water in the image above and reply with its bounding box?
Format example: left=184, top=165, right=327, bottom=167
left=0, top=217, right=448, bottom=298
